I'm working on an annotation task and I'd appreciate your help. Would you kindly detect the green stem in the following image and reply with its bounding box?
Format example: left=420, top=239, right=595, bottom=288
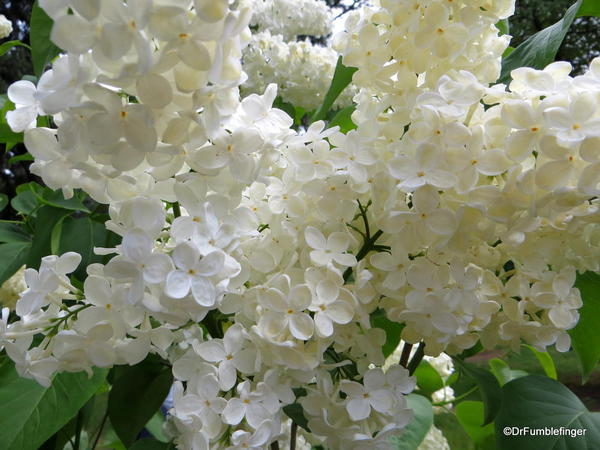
left=407, top=342, right=425, bottom=375
left=399, top=342, right=413, bottom=368
left=433, top=385, right=478, bottom=406
left=356, top=229, right=383, bottom=261
left=343, top=229, right=383, bottom=282
left=290, top=422, right=297, bottom=450
left=73, top=410, right=82, bottom=450
left=172, top=202, right=181, bottom=218
left=91, top=409, right=109, bottom=450
left=346, top=223, right=366, bottom=239
left=173, top=320, right=196, bottom=332
left=325, top=348, right=357, bottom=379
left=201, top=310, right=224, bottom=339
left=357, top=199, right=371, bottom=240
left=45, top=304, right=92, bottom=339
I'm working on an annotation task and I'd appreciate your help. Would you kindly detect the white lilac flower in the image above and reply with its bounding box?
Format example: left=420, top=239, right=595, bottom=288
left=0, top=14, right=13, bottom=39
left=4, top=0, right=600, bottom=448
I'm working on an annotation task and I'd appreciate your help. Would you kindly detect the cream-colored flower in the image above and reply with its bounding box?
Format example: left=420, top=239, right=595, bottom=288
left=0, top=14, right=13, bottom=39
left=0, top=266, right=27, bottom=311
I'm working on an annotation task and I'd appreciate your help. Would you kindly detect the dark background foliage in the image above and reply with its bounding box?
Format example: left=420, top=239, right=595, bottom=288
left=0, top=1, right=34, bottom=220
left=509, top=0, right=600, bottom=73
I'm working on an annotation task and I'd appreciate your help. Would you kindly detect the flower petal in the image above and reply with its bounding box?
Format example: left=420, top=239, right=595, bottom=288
left=51, top=14, right=96, bottom=53
left=165, top=270, right=191, bottom=298
left=346, top=398, right=370, bottom=421
left=289, top=313, right=314, bottom=340
left=305, top=226, right=326, bottom=250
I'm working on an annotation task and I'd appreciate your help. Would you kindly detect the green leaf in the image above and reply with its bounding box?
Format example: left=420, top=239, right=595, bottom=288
left=283, top=389, right=310, bottom=432
left=22, top=75, right=39, bottom=84
left=569, top=271, right=600, bottom=383
left=30, top=1, right=62, bottom=77
left=328, top=106, right=357, bottom=133
left=495, top=375, right=600, bottom=450
left=12, top=192, right=39, bottom=215
left=0, top=194, right=8, bottom=212
left=0, top=123, right=24, bottom=144
left=31, top=185, right=91, bottom=213
left=16, top=181, right=44, bottom=195
left=146, top=411, right=168, bottom=443
left=11, top=190, right=40, bottom=216
left=50, top=215, right=66, bottom=255
left=92, top=220, right=121, bottom=265
left=498, top=0, right=582, bottom=84
left=446, top=371, right=459, bottom=387
left=108, top=357, right=174, bottom=447
left=58, top=216, right=93, bottom=280
left=454, top=359, right=502, bottom=425
left=58, top=217, right=120, bottom=280
left=8, top=153, right=34, bottom=165
left=523, top=345, right=557, bottom=380
left=273, top=96, right=296, bottom=120
left=311, top=56, right=357, bottom=122
left=39, top=415, right=78, bottom=450
left=81, top=389, right=109, bottom=436
left=283, top=402, right=310, bottom=432
left=0, top=360, right=107, bottom=450
left=13, top=183, right=90, bottom=231
left=36, top=115, right=51, bottom=127
left=0, top=40, right=31, bottom=57
left=26, top=206, right=71, bottom=270
left=0, top=223, right=31, bottom=243
left=0, top=98, right=21, bottom=150
left=370, top=308, right=404, bottom=358
left=390, top=394, right=433, bottom=449
left=488, top=358, right=527, bottom=387
left=40, top=393, right=103, bottom=450
left=0, top=95, right=14, bottom=121
left=0, top=241, right=31, bottom=285
left=503, top=46, right=515, bottom=58
left=129, top=438, right=172, bottom=450
left=293, top=106, right=307, bottom=127
left=414, top=361, right=444, bottom=397
left=496, top=19, right=510, bottom=36
left=578, top=0, right=600, bottom=16
left=457, top=341, right=484, bottom=360
left=455, top=401, right=495, bottom=449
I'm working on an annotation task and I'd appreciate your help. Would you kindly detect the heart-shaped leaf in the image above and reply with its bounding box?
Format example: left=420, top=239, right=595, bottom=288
left=495, top=375, right=600, bottom=449
left=414, top=361, right=444, bottom=397
left=391, top=394, right=433, bottom=449
left=455, top=401, right=495, bottom=449
left=488, top=358, right=527, bottom=386
left=108, top=357, right=173, bottom=447
left=454, top=359, right=502, bottom=425
left=570, top=272, right=600, bottom=382
left=0, top=359, right=107, bottom=450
